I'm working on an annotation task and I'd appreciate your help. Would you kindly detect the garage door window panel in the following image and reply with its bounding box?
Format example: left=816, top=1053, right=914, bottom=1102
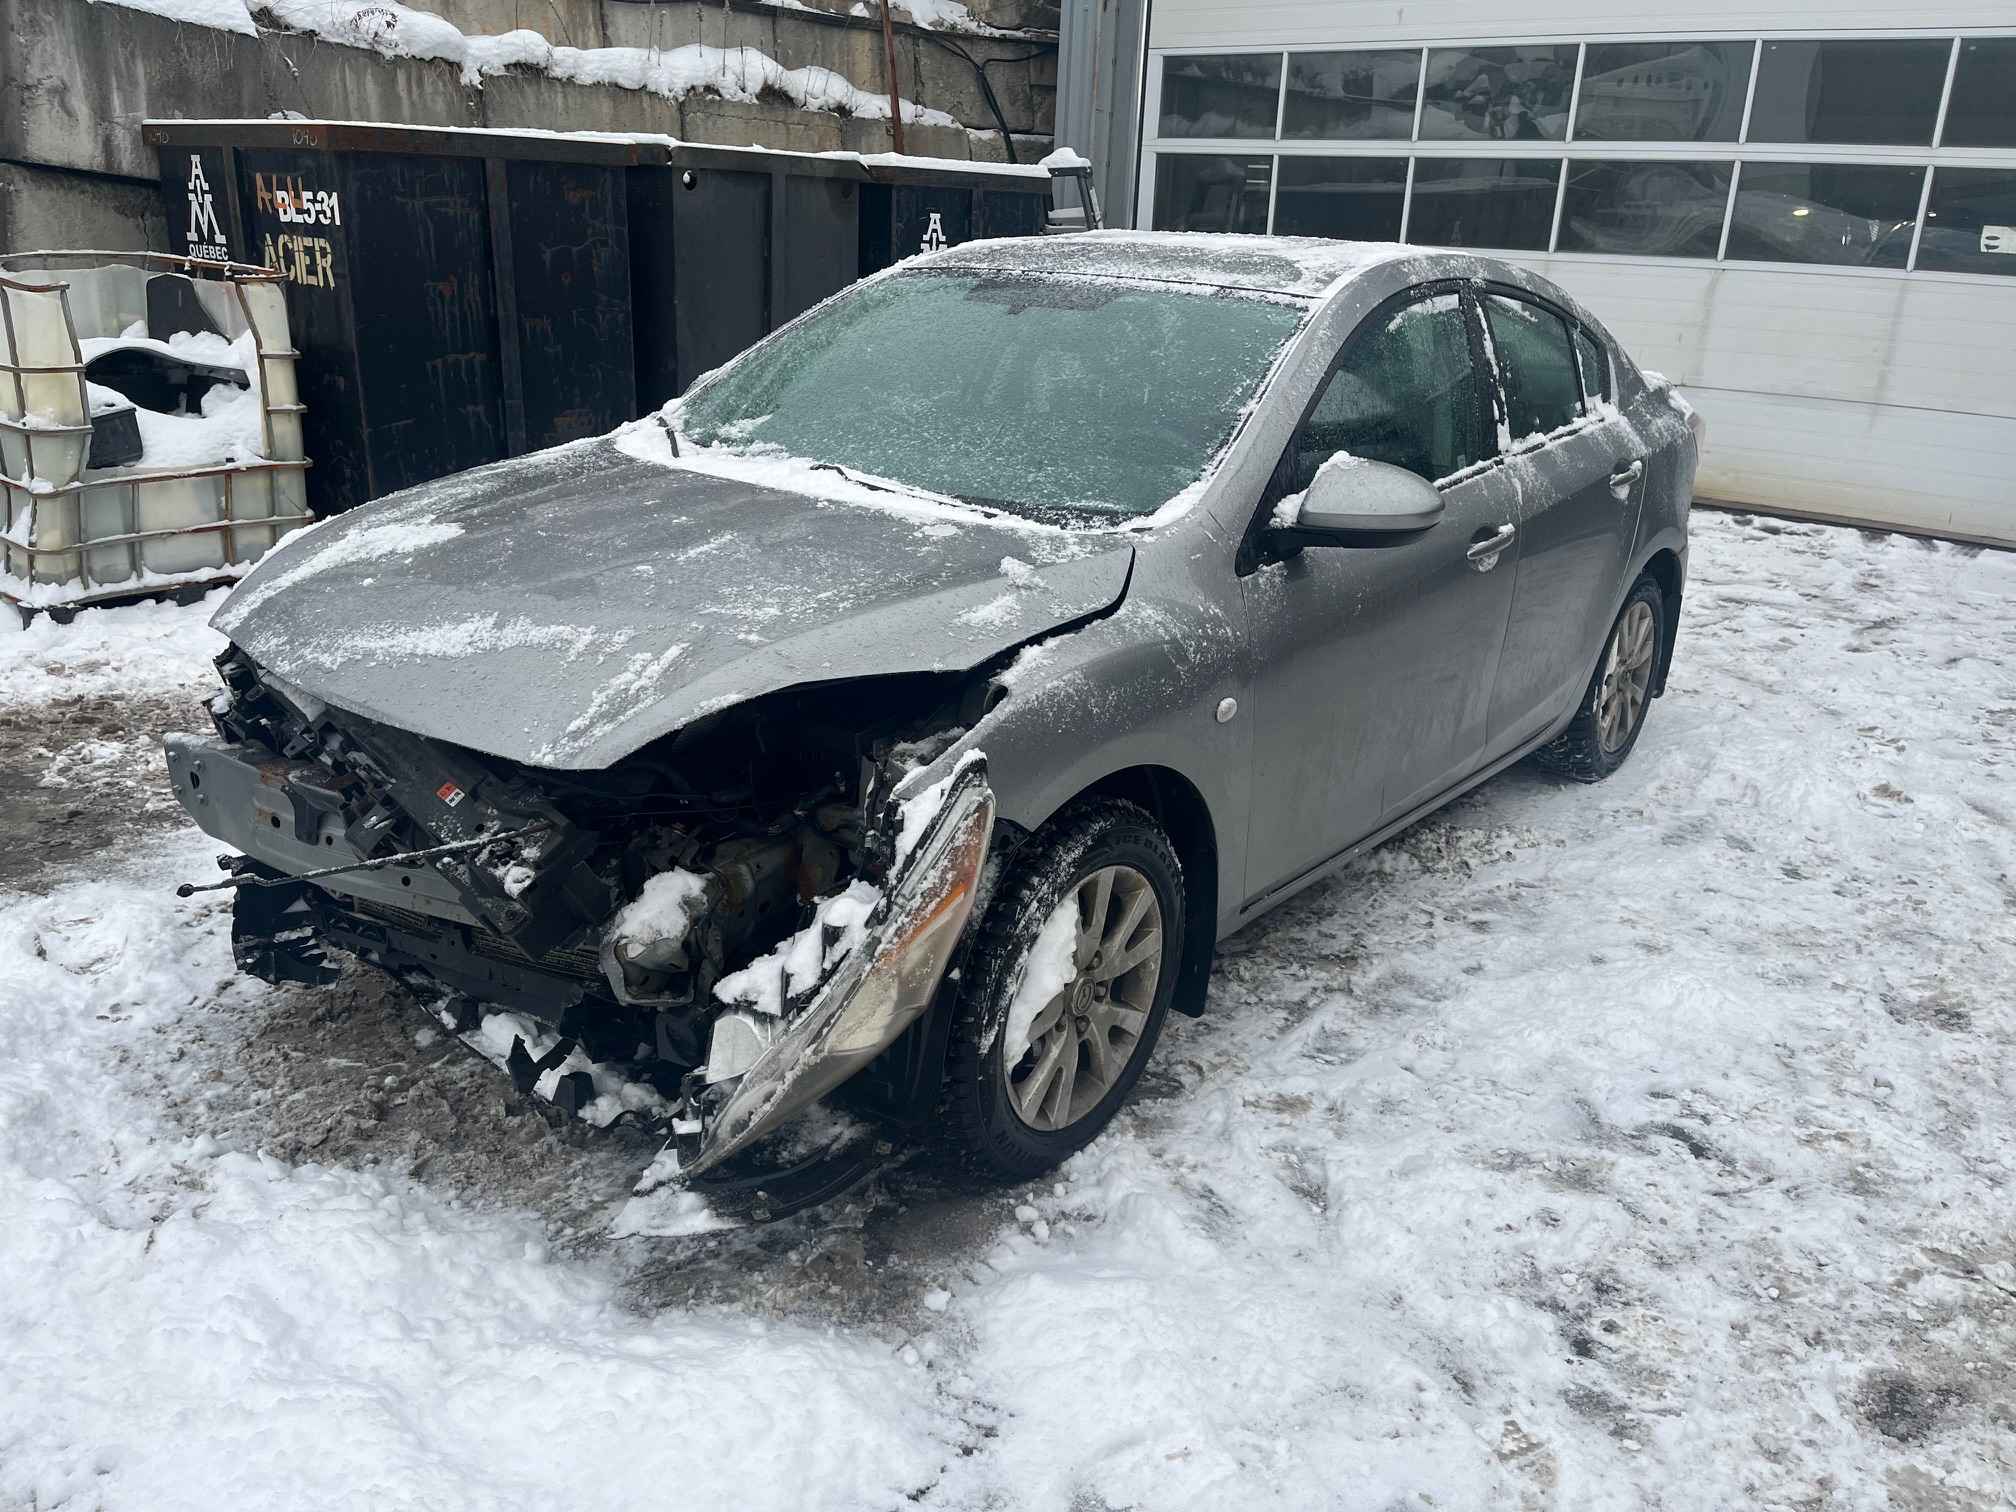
left=1725, top=162, right=1924, bottom=267
left=1916, top=169, right=2016, bottom=276
left=1557, top=160, right=1731, bottom=259
left=1153, top=155, right=1275, bottom=234
left=1294, top=293, right=1489, bottom=488
left=1407, top=159, right=1564, bottom=252
left=1420, top=46, right=1578, bottom=141
left=1746, top=40, right=1949, bottom=147
left=1483, top=296, right=1583, bottom=443
left=1282, top=50, right=1421, bottom=140
left=1573, top=42, right=1753, bottom=143
left=1160, top=55, right=1284, bottom=140
left=1943, top=39, right=2016, bottom=149
left=1273, top=157, right=1409, bottom=241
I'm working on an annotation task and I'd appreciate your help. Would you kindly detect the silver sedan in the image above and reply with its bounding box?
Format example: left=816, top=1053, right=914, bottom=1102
left=166, top=231, right=1700, bottom=1204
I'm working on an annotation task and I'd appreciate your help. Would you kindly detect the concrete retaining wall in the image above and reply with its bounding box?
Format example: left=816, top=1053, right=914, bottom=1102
left=0, top=0, right=1054, bottom=254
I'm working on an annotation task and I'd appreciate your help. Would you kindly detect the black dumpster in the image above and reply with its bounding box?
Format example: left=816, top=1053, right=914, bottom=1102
left=145, top=121, right=1054, bottom=516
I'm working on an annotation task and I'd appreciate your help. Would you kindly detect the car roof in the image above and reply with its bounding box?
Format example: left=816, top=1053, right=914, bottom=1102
left=922, top=230, right=1431, bottom=299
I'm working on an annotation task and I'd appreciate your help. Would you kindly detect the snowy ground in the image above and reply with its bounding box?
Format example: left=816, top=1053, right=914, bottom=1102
left=2, top=511, right=2012, bottom=1511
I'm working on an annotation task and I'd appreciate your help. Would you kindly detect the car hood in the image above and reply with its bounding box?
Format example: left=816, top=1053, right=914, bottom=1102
left=215, top=437, right=1133, bottom=769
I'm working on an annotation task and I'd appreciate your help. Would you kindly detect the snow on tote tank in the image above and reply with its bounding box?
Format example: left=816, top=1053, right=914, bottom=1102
left=0, top=252, right=311, bottom=618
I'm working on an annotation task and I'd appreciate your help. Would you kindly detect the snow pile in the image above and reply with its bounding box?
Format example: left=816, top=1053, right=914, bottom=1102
left=0, top=589, right=227, bottom=703
left=89, top=0, right=255, bottom=33
left=714, top=879, right=882, bottom=1017
left=891, top=746, right=986, bottom=865
left=7, top=514, right=2015, bottom=1508
left=850, top=0, right=1009, bottom=35
left=607, top=867, right=712, bottom=964
left=997, top=893, right=1077, bottom=1063
left=451, top=1004, right=677, bottom=1128
left=103, top=0, right=966, bottom=126
left=917, top=516, right=2016, bottom=1510
left=0, top=839, right=943, bottom=1512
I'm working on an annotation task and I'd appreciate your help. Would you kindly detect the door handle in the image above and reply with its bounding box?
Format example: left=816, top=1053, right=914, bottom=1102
left=1609, top=459, right=1645, bottom=497
left=1466, top=523, right=1516, bottom=569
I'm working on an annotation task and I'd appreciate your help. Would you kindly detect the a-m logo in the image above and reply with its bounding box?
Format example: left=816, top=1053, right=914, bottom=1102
left=922, top=210, right=948, bottom=253
left=185, top=155, right=231, bottom=262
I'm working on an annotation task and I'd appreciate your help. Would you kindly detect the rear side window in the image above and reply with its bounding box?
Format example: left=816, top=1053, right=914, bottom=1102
left=1294, top=293, right=1488, bottom=486
left=1574, top=326, right=1610, bottom=407
left=1483, top=294, right=1582, bottom=440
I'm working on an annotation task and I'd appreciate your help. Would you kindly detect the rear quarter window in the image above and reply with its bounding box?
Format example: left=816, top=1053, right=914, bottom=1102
left=1574, top=327, right=1611, bottom=407
left=1483, top=294, right=1583, bottom=441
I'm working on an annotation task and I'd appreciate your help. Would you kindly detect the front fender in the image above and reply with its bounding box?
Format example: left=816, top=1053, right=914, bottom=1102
left=912, top=591, right=1251, bottom=941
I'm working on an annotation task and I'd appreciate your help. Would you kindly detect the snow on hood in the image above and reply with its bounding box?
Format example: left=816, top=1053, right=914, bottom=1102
left=215, top=435, right=1131, bottom=770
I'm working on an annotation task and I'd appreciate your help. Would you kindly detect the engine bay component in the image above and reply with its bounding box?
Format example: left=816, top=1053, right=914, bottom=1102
left=680, top=751, right=994, bottom=1176
left=170, top=640, right=996, bottom=1191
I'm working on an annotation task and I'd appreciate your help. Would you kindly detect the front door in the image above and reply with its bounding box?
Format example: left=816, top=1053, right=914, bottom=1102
left=1238, top=287, right=1520, bottom=908
left=1480, top=292, right=1647, bottom=751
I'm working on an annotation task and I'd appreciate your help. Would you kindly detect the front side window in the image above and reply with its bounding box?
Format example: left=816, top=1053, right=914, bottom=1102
left=678, top=270, right=1308, bottom=525
left=1483, top=295, right=1583, bottom=441
left=1294, top=293, right=1487, bottom=487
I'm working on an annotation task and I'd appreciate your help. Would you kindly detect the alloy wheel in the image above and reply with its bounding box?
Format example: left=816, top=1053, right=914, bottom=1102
left=1598, top=600, right=1656, bottom=753
left=1003, top=864, right=1164, bottom=1132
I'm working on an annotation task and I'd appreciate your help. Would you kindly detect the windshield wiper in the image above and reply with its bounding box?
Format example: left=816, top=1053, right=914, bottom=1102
left=808, top=461, right=971, bottom=510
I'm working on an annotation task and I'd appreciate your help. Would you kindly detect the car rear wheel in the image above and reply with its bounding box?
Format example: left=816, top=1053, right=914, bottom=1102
left=941, top=799, right=1183, bottom=1182
left=1535, top=574, right=1665, bottom=783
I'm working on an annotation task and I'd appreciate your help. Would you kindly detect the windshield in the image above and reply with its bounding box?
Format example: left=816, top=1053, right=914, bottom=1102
left=677, top=268, right=1308, bottom=525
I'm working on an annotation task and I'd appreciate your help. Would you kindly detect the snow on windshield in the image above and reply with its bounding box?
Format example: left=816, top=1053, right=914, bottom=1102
left=674, top=269, right=1308, bottom=526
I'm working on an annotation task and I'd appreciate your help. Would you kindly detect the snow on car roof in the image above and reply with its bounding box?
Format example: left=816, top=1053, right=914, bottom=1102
left=924, top=230, right=1416, bottom=298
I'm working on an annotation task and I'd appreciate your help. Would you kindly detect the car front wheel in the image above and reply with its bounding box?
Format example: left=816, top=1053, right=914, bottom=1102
left=1536, top=573, right=1666, bottom=783
left=941, top=799, right=1183, bottom=1182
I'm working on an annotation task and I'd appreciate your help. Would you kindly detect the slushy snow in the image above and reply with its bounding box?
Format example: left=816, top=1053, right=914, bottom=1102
left=608, top=867, right=712, bottom=963
left=2, top=511, right=2012, bottom=1509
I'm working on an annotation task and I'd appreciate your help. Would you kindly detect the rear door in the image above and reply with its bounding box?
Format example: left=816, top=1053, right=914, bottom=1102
left=1480, top=292, right=1647, bottom=753
left=1238, top=286, right=1521, bottom=907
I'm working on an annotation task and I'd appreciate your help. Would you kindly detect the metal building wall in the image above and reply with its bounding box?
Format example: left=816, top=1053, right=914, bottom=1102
left=1055, top=0, right=1149, bottom=229
left=1126, top=1, right=2016, bottom=545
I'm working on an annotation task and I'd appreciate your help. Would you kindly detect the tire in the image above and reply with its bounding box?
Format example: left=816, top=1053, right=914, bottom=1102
left=1535, top=573, right=1665, bottom=784
left=941, top=799, right=1184, bottom=1182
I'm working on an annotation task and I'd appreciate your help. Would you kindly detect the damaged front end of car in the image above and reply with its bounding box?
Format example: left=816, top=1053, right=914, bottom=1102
left=165, top=645, right=996, bottom=1190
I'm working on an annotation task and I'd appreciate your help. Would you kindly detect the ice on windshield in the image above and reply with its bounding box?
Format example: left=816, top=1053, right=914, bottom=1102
left=676, top=270, right=1308, bottom=525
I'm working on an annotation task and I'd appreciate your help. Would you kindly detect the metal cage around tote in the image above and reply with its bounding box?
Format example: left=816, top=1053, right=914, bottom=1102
left=0, top=251, right=313, bottom=613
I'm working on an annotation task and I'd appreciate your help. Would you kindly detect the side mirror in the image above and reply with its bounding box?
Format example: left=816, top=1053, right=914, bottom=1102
left=1268, top=454, right=1444, bottom=550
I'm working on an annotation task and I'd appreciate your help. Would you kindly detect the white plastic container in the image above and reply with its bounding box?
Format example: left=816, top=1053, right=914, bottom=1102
left=0, top=252, right=311, bottom=617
